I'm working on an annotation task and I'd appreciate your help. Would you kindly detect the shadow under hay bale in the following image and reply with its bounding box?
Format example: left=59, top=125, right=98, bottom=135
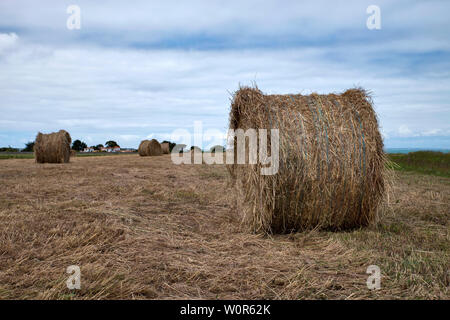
left=34, top=130, right=72, bottom=164
left=138, top=139, right=162, bottom=156
left=161, top=142, right=170, bottom=154
left=228, top=87, right=387, bottom=234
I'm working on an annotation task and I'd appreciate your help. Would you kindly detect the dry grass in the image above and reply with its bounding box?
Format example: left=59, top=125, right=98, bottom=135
left=0, top=155, right=448, bottom=299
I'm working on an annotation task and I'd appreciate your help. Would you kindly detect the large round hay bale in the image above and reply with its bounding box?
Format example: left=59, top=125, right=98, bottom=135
left=229, top=87, right=386, bottom=233
left=34, top=130, right=72, bottom=164
left=138, top=139, right=162, bottom=156
left=161, top=142, right=170, bottom=154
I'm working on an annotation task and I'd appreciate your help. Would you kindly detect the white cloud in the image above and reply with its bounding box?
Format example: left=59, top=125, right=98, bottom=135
left=0, top=1, right=449, bottom=148
left=380, top=129, right=389, bottom=139
left=0, top=33, right=18, bottom=53
left=398, top=125, right=413, bottom=136
left=0, top=39, right=449, bottom=147
left=118, top=134, right=140, bottom=141
left=0, top=1, right=449, bottom=55
left=421, top=129, right=442, bottom=136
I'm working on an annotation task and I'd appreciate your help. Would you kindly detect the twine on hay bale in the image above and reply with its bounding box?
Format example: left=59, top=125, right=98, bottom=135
left=34, top=130, right=72, bottom=164
left=228, top=86, right=388, bottom=233
left=138, top=139, right=162, bottom=156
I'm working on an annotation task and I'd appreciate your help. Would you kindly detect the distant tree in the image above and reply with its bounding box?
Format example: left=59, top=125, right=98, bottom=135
left=72, top=140, right=87, bottom=151
left=93, top=144, right=104, bottom=151
left=105, top=140, right=118, bottom=148
left=0, top=146, right=19, bottom=152
left=22, top=141, right=35, bottom=152
left=162, top=140, right=176, bottom=152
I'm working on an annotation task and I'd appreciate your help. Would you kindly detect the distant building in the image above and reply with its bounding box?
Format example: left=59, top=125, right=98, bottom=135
left=120, top=148, right=137, bottom=153
left=82, top=145, right=126, bottom=153
left=100, top=146, right=121, bottom=153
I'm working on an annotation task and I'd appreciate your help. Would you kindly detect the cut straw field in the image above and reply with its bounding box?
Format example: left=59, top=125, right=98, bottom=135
left=0, top=154, right=448, bottom=299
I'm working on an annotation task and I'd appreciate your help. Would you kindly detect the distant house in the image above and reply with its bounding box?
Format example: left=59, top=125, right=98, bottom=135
left=120, top=148, right=137, bottom=153
left=100, top=146, right=121, bottom=153
left=83, top=147, right=95, bottom=153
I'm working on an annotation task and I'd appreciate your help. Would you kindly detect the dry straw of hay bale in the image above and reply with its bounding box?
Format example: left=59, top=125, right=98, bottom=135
left=161, top=142, right=170, bottom=154
left=138, top=139, right=162, bottom=156
left=34, top=130, right=72, bottom=164
left=228, top=87, right=387, bottom=233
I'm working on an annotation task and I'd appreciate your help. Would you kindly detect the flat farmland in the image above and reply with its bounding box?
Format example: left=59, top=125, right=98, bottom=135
left=0, top=155, right=448, bottom=299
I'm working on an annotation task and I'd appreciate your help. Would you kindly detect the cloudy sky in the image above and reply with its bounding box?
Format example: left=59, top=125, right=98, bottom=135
left=0, top=0, right=449, bottom=149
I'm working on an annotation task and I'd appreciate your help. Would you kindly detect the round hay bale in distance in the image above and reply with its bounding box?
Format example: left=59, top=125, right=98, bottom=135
left=161, top=142, right=170, bottom=154
left=138, top=139, right=162, bottom=156
left=228, top=87, right=387, bottom=233
left=34, top=130, right=72, bottom=163
left=138, top=140, right=150, bottom=156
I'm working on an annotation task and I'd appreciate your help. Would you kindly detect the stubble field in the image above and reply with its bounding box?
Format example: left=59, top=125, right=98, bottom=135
left=0, top=154, right=448, bottom=299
